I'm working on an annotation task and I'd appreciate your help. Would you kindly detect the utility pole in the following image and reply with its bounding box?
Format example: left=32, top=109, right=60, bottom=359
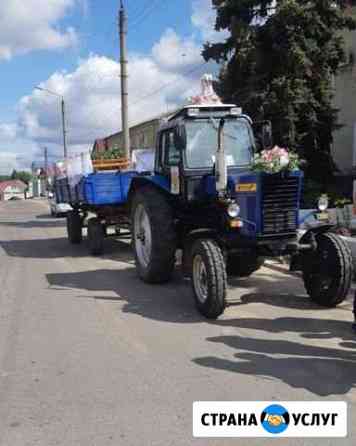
left=44, top=147, right=48, bottom=174
left=44, top=147, right=48, bottom=190
left=61, top=98, right=68, bottom=159
left=119, top=0, right=130, bottom=159
left=35, top=87, right=68, bottom=159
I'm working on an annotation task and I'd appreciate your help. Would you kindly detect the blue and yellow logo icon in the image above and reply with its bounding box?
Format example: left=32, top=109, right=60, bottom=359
left=261, top=404, right=290, bottom=434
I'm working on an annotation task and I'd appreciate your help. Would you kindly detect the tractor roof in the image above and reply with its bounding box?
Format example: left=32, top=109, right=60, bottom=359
left=168, top=104, right=241, bottom=122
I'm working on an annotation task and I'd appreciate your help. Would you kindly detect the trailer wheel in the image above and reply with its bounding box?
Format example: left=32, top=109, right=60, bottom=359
left=227, top=255, right=264, bottom=277
left=131, top=186, right=177, bottom=283
left=191, top=239, right=226, bottom=319
left=302, top=232, right=353, bottom=307
left=66, top=211, right=82, bottom=244
left=87, top=218, right=105, bottom=256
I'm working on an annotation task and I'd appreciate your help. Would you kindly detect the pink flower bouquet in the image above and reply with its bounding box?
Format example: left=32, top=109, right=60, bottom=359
left=252, top=146, right=300, bottom=173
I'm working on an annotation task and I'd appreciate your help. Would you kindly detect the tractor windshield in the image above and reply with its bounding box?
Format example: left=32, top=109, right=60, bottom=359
left=185, top=118, right=253, bottom=169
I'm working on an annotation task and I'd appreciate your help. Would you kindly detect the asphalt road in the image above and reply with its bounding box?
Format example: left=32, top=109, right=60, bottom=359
left=0, top=199, right=355, bottom=446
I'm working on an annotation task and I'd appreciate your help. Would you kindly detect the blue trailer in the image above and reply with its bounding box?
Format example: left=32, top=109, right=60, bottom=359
left=55, top=104, right=353, bottom=319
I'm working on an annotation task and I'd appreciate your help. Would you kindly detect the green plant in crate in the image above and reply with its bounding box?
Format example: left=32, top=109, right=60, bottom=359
left=92, top=144, right=126, bottom=161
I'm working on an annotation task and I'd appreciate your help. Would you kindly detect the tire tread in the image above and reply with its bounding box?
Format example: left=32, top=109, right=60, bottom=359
left=303, top=232, right=353, bottom=306
left=131, top=186, right=177, bottom=283
left=192, top=239, right=226, bottom=318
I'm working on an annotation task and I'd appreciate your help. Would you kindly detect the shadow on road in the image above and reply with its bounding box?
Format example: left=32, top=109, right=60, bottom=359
left=0, top=237, right=134, bottom=262
left=4, top=222, right=355, bottom=396
left=228, top=290, right=325, bottom=311
left=36, top=213, right=55, bottom=220
left=46, top=268, right=201, bottom=323
left=193, top=329, right=356, bottom=396
left=46, top=263, right=356, bottom=396
left=192, top=312, right=356, bottom=396
left=0, top=220, right=66, bottom=229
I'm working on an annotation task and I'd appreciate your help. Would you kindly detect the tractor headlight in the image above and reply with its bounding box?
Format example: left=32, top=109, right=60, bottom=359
left=318, top=195, right=329, bottom=212
left=227, top=202, right=240, bottom=218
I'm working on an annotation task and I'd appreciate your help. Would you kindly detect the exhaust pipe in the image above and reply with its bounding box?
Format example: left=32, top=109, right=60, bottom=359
left=216, top=118, right=227, bottom=196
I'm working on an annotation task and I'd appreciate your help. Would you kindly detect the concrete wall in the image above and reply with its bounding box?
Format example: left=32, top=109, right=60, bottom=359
left=105, top=119, right=161, bottom=152
left=92, top=110, right=177, bottom=157
left=31, top=179, right=46, bottom=197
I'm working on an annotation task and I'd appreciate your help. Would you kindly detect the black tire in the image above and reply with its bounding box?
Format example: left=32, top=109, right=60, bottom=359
left=227, top=255, right=264, bottom=277
left=131, top=186, right=177, bottom=283
left=302, top=232, right=353, bottom=307
left=66, top=211, right=82, bottom=244
left=191, top=239, right=227, bottom=319
left=87, top=218, right=105, bottom=256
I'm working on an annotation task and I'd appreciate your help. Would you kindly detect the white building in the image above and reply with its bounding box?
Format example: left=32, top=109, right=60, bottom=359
left=0, top=180, right=27, bottom=201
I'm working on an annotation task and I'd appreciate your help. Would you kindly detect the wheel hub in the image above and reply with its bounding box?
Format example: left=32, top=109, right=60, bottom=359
left=134, top=204, right=152, bottom=268
left=193, top=255, right=208, bottom=304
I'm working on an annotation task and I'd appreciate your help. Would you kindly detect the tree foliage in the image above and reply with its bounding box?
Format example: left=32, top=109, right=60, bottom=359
left=203, top=0, right=356, bottom=184
left=10, top=169, right=33, bottom=184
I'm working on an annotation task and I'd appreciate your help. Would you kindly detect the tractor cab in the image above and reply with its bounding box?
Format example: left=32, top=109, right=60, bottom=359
left=156, top=105, right=254, bottom=199
left=155, top=102, right=275, bottom=204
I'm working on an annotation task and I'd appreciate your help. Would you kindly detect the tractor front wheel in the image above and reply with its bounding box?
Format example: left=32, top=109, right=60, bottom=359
left=191, top=239, right=226, bottom=319
left=302, top=232, right=353, bottom=307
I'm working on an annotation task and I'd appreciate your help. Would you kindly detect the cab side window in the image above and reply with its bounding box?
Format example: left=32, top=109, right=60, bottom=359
left=164, top=130, right=180, bottom=167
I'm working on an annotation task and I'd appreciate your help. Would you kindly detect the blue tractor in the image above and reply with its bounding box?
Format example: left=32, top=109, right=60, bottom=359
left=58, top=104, right=353, bottom=319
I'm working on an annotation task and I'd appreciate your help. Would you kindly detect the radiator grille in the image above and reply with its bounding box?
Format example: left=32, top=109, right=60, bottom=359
left=261, top=175, right=299, bottom=236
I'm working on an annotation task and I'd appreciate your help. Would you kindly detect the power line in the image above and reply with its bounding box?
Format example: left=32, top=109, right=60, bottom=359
left=130, top=0, right=164, bottom=29
left=128, top=0, right=151, bottom=19
left=130, top=61, right=208, bottom=107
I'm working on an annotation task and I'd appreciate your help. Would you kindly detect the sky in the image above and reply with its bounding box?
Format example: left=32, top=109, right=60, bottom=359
left=0, top=0, right=227, bottom=174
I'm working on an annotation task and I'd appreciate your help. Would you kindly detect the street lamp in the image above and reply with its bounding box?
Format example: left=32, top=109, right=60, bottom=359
left=35, top=86, right=68, bottom=159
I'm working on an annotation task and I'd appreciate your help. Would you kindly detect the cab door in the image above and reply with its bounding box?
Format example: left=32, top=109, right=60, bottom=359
left=156, top=128, right=182, bottom=195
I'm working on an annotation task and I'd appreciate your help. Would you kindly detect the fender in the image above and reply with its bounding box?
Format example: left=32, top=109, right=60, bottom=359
left=298, top=224, right=334, bottom=245
left=290, top=224, right=334, bottom=272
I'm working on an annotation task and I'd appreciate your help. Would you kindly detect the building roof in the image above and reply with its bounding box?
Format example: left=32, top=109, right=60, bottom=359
left=0, top=180, right=27, bottom=193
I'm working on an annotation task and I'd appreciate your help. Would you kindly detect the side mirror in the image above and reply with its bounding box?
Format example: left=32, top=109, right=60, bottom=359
left=253, top=120, right=273, bottom=151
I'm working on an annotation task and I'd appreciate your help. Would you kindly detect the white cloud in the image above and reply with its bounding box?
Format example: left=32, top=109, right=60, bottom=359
left=152, top=29, right=202, bottom=69
left=17, top=47, right=210, bottom=159
left=0, top=130, right=40, bottom=174
left=192, top=0, right=228, bottom=42
left=0, top=0, right=79, bottom=60
left=0, top=0, right=222, bottom=172
left=0, top=123, right=18, bottom=140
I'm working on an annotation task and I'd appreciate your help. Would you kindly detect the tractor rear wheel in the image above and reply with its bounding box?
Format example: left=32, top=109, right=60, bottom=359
left=191, top=239, right=226, bottom=319
left=302, top=232, right=353, bottom=307
left=227, top=254, right=264, bottom=277
left=131, top=186, right=177, bottom=283
left=87, top=218, right=105, bottom=256
left=66, top=211, right=82, bottom=244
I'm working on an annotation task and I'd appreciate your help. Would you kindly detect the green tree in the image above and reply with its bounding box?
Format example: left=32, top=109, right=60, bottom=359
left=203, top=0, right=356, bottom=184
left=10, top=170, right=33, bottom=184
